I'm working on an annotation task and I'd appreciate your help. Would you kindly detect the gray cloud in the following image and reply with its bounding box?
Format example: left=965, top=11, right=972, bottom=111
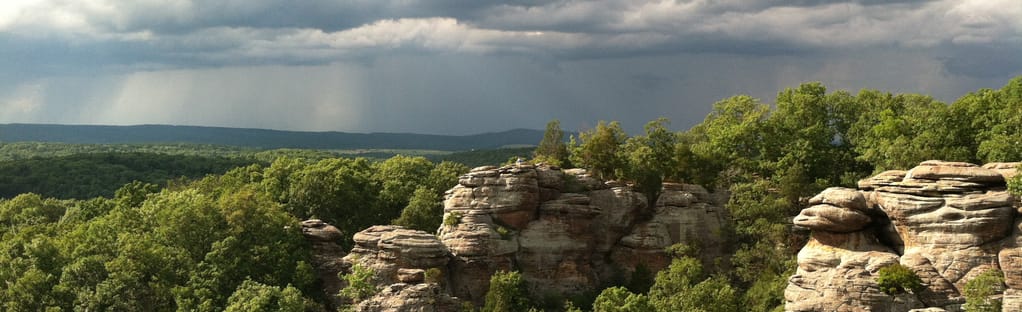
left=0, top=0, right=1019, bottom=134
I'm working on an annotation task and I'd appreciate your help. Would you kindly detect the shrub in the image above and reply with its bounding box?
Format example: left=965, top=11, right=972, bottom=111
left=963, top=269, right=1005, bottom=312
left=876, top=264, right=924, bottom=295
left=425, top=268, right=444, bottom=285
left=339, top=264, right=377, bottom=303
left=482, top=271, right=530, bottom=312
left=444, top=212, right=463, bottom=227
left=592, top=286, right=653, bottom=312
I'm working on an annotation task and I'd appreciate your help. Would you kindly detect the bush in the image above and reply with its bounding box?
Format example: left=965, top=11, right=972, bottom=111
left=963, top=269, right=1005, bottom=312
left=592, top=286, right=653, bottom=312
left=339, top=264, right=377, bottom=303
left=876, top=264, right=924, bottom=295
left=482, top=271, right=530, bottom=312
left=424, top=268, right=444, bottom=285
left=444, top=212, right=463, bottom=227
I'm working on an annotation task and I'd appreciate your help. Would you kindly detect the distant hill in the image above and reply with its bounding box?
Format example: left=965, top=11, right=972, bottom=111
left=0, top=124, right=545, bottom=151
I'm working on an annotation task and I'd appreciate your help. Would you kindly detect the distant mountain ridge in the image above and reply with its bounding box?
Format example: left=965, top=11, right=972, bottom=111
left=0, top=124, right=545, bottom=151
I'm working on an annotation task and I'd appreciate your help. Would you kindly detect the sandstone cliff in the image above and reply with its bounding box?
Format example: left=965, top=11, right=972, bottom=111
left=308, top=164, right=729, bottom=310
left=786, top=161, right=1021, bottom=312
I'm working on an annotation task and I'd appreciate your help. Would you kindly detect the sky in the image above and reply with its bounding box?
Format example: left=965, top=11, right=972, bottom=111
left=1, top=0, right=1020, bottom=135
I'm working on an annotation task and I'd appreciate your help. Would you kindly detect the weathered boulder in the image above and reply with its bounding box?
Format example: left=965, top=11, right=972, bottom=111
left=787, top=160, right=1021, bottom=312
left=785, top=231, right=917, bottom=312
left=356, top=283, right=461, bottom=312
left=344, top=225, right=449, bottom=286
left=983, top=162, right=1021, bottom=180
left=794, top=204, right=872, bottom=232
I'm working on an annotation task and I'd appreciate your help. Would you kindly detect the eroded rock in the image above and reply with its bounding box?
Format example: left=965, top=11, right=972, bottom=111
left=787, top=160, right=1022, bottom=312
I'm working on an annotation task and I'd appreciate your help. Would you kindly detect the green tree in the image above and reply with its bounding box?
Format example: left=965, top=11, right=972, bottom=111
left=533, top=119, right=571, bottom=167
left=225, top=279, right=305, bottom=312
left=570, top=121, right=627, bottom=180
left=648, top=257, right=703, bottom=311
left=593, top=287, right=653, bottom=312
left=963, top=269, right=1005, bottom=312
left=339, top=264, right=378, bottom=303
left=620, top=118, right=677, bottom=208
left=373, top=155, right=435, bottom=221
left=482, top=271, right=531, bottom=312
left=876, top=264, right=924, bottom=295
left=392, top=187, right=444, bottom=232
left=681, top=95, right=770, bottom=188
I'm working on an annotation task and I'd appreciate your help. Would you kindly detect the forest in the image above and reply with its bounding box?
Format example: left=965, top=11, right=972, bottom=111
left=0, top=75, right=1020, bottom=311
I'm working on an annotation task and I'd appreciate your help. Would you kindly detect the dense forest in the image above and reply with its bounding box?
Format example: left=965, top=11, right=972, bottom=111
left=0, top=75, right=1019, bottom=311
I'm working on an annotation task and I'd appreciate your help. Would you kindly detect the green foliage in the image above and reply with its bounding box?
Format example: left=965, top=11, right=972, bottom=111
left=665, top=243, right=699, bottom=259
left=963, top=269, right=1005, bottom=312
left=424, top=268, right=444, bottom=285
left=593, top=286, right=653, bottom=312
left=444, top=212, right=464, bottom=227
left=393, top=187, right=445, bottom=232
left=0, top=152, right=261, bottom=199
left=648, top=257, right=738, bottom=312
left=224, top=279, right=306, bottom=312
left=482, top=271, right=531, bottom=312
left=533, top=119, right=571, bottom=167
left=375, top=156, right=436, bottom=222
left=848, top=91, right=971, bottom=171
left=569, top=121, right=627, bottom=180
left=680, top=95, right=770, bottom=187
left=619, top=118, right=677, bottom=207
left=876, top=264, right=924, bottom=295
left=0, top=182, right=316, bottom=312
left=339, top=264, right=378, bottom=303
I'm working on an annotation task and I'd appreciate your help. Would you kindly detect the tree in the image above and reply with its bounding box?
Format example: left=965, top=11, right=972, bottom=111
left=533, top=119, right=571, bottom=167
left=593, top=287, right=653, bottom=312
left=647, top=256, right=738, bottom=312
left=392, top=187, right=444, bottom=232
left=620, top=118, right=677, bottom=208
left=648, top=257, right=703, bottom=311
left=681, top=95, right=770, bottom=188
left=570, top=121, right=627, bottom=180
left=225, top=279, right=305, bottom=312
left=963, top=269, right=1005, bottom=312
left=876, top=264, right=924, bottom=295
left=339, top=264, right=377, bottom=304
left=373, top=156, right=435, bottom=221
left=482, top=271, right=531, bottom=312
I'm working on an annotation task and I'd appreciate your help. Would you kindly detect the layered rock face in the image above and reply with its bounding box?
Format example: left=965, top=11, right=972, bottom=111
left=318, top=164, right=729, bottom=310
left=440, top=165, right=728, bottom=303
left=786, top=161, right=1021, bottom=312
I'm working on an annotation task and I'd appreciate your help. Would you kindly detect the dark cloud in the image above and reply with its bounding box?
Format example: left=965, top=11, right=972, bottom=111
left=0, top=0, right=1018, bottom=134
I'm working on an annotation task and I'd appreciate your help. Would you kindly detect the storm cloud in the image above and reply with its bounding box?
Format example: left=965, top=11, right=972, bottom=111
left=1, top=0, right=1019, bottom=134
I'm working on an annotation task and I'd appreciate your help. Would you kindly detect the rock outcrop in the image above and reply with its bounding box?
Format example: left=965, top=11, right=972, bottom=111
left=439, top=164, right=728, bottom=303
left=355, top=283, right=461, bottom=312
left=786, top=161, right=1021, bottom=312
left=301, top=219, right=347, bottom=310
left=313, top=164, right=729, bottom=310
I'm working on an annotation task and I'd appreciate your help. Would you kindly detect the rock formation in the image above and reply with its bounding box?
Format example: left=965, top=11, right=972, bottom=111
left=440, top=164, right=728, bottom=303
left=311, top=164, right=730, bottom=310
left=300, top=219, right=347, bottom=310
left=786, top=161, right=1021, bottom=312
